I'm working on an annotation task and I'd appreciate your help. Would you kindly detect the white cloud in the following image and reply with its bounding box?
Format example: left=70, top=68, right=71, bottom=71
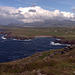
left=0, top=6, right=17, bottom=13
left=0, top=6, right=75, bottom=25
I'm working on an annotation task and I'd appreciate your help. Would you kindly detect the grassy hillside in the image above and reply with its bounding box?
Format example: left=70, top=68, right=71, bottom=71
left=0, top=46, right=75, bottom=75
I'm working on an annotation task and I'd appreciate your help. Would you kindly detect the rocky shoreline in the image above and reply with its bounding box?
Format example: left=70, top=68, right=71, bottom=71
left=55, top=39, right=75, bottom=45
left=0, top=32, right=34, bottom=40
left=4, top=35, right=34, bottom=40
left=0, top=31, right=75, bottom=45
left=52, top=36, right=75, bottom=45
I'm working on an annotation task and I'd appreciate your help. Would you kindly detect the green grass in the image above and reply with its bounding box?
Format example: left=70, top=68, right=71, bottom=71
left=0, top=26, right=75, bottom=40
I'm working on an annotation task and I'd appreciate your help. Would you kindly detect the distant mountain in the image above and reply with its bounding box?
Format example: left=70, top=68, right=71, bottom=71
left=8, top=20, right=75, bottom=27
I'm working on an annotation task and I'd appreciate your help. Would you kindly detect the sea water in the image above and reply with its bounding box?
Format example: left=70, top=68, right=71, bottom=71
left=0, top=34, right=67, bottom=63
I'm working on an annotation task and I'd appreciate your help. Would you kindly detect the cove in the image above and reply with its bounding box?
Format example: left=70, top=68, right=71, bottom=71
left=0, top=34, right=67, bottom=63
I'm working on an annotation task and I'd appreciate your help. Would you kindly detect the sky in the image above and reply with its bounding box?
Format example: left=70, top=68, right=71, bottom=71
left=0, top=0, right=75, bottom=11
left=0, top=0, right=75, bottom=25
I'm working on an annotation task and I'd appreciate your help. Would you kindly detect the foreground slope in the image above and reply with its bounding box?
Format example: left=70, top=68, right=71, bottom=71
left=0, top=45, right=75, bottom=75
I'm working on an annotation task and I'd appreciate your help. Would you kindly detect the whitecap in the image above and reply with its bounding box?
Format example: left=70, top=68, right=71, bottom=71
left=50, top=41, right=63, bottom=45
left=50, top=41, right=71, bottom=46
left=1, top=36, right=6, bottom=40
left=12, top=38, right=32, bottom=41
left=24, top=39, right=32, bottom=41
left=13, top=39, right=17, bottom=40
left=56, top=38, right=61, bottom=41
left=65, top=44, right=71, bottom=46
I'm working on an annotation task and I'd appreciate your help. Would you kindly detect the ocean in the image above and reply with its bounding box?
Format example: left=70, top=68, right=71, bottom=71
left=0, top=34, right=67, bottom=63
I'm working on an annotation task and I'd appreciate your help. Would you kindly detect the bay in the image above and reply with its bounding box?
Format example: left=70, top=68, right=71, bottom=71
left=0, top=34, right=67, bottom=63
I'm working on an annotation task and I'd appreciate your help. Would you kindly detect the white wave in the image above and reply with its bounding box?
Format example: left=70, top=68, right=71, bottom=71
left=50, top=41, right=71, bottom=46
left=1, top=36, right=6, bottom=39
left=56, top=38, right=61, bottom=41
left=13, top=39, right=17, bottom=40
left=50, top=41, right=63, bottom=45
left=12, top=38, right=32, bottom=41
left=65, top=44, right=71, bottom=46
left=24, top=39, right=32, bottom=41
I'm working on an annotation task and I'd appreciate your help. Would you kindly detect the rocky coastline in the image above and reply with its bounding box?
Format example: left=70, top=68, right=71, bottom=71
left=55, top=39, right=75, bottom=45
left=0, top=31, right=75, bottom=45
left=52, top=36, right=75, bottom=45
left=4, top=35, right=34, bottom=40
left=0, top=32, right=34, bottom=40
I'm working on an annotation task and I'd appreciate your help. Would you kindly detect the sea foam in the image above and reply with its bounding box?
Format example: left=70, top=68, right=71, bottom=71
left=50, top=41, right=63, bottom=45
left=50, top=41, right=70, bottom=46
left=1, top=36, right=6, bottom=40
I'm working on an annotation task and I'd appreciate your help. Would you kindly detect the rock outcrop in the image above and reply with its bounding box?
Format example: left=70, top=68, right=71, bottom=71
left=55, top=40, right=75, bottom=45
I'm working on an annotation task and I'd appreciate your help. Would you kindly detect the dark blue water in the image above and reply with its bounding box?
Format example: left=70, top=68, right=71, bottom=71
left=0, top=34, right=67, bottom=63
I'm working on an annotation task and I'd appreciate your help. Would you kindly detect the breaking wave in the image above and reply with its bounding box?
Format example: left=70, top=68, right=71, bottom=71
left=1, top=36, right=6, bottom=40
left=50, top=41, right=64, bottom=45
left=50, top=41, right=70, bottom=46
left=12, top=39, right=32, bottom=41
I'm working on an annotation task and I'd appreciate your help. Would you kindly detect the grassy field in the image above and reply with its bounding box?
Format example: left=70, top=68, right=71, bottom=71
left=0, top=26, right=75, bottom=40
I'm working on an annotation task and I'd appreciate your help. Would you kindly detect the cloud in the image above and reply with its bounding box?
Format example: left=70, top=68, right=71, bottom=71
left=18, top=6, right=75, bottom=22
left=0, top=5, right=75, bottom=25
left=28, top=9, right=36, bottom=12
left=0, top=6, right=17, bottom=13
